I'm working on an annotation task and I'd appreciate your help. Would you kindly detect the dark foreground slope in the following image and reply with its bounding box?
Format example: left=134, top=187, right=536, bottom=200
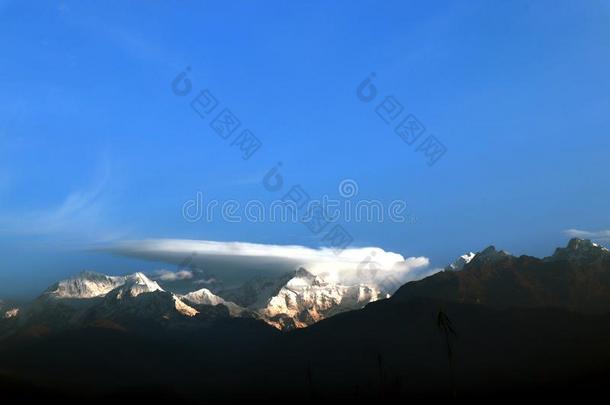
left=2, top=297, right=610, bottom=402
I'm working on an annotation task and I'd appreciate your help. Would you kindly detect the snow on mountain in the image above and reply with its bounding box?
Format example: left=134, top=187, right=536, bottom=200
left=44, top=271, right=130, bottom=299
left=3, top=308, right=19, bottom=319
left=215, top=268, right=385, bottom=330
left=181, top=288, right=225, bottom=306
left=180, top=288, right=244, bottom=316
left=217, top=272, right=294, bottom=308
left=444, top=240, right=610, bottom=271
left=9, top=239, right=610, bottom=335
left=101, top=272, right=198, bottom=318
left=172, top=295, right=199, bottom=317
left=1, top=299, right=19, bottom=320
left=109, top=272, right=164, bottom=299
left=185, top=268, right=383, bottom=328
left=31, top=271, right=199, bottom=325
left=45, top=271, right=171, bottom=302
left=445, top=252, right=476, bottom=271
left=21, top=268, right=384, bottom=332
left=259, top=268, right=382, bottom=330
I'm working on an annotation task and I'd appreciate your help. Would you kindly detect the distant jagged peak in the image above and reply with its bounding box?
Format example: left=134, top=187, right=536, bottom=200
left=112, top=272, right=164, bottom=299
left=479, top=245, right=511, bottom=257
left=124, top=272, right=163, bottom=289
left=566, top=238, right=608, bottom=252
left=444, top=246, right=510, bottom=272
left=44, top=271, right=128, bottom=299
left=470, top=245, right=513, bottom=265
left=181, top=287, right=228, bottom=307
left=446, top=239, right=610, bottom=270
left=45, top=271, right=163, bottom=300
left=101, top=274, right=197, bottom=317
left=294, top=267, right=316, bottom=279
left=180, top=288, right=244, bottom=316
left=547, top=238, right=610, bottom=263
left=260, top=267, right=382, bottom=330
left=287, top=267, right=325, bottom=288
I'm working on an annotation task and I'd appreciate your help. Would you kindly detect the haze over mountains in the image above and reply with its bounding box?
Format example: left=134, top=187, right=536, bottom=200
left=2, top=238, right=610, bottom=401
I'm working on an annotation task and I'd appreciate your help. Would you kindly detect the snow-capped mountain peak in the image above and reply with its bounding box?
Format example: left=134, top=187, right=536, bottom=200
left=181, top=288, right=225, bottom=306
left=117, top=273, right=164, bottom=298
left=114, top=272, right=164, bottom=299
left=44, top=271, right=164, bottom=300
left=100, top=273, right=198, bottom=318
left=260, top=268, right=381, bottom=330
left=44, top=271, right=129, bottom=299
left=29, top=268, right=384, bottom=332
left=180, top=288, right=244, bottom=316
left=285, top=268, right=325, bottom=288
left=445, top=252, right=476, bottom=271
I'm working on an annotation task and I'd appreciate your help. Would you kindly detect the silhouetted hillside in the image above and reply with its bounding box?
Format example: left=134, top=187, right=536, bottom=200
left=393, top=239, right=610, bottom=313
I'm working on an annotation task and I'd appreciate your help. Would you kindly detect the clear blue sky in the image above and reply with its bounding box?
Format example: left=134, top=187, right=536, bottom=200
left=1, top=0, right=609, bottom=297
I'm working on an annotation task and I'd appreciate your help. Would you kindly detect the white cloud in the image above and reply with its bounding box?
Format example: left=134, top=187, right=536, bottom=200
left=152, top=269, right=194, bottom=282
left=564, top=229, right=610, bottom=241
left=103, top=239, right=436, bottom=292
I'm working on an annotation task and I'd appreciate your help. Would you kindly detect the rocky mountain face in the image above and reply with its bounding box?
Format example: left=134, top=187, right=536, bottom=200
left=44, top=271, right=130, bottom=299
left=179, top=288, right=245, bottom=317
left=394, top=238, right=610, bottom=313
left=257, top=268, right=381, bottom=330
left=85, top=273, right=200, bottom=322
left=213, top=268, right=382, bottom=330
left=216, top=272, right=296, bottom=308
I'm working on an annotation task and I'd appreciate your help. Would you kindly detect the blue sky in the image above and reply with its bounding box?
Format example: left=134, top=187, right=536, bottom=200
left=1, top=0, right=610, bottom=297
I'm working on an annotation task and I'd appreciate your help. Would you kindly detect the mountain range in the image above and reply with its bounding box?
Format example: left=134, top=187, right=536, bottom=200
left=2, top=238, right=610, bottom=401
left=0, top=265, right=383, bottom=336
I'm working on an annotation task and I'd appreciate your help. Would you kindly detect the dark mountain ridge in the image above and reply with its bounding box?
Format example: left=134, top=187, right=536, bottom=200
left=393, top=238, right=610, bottom=313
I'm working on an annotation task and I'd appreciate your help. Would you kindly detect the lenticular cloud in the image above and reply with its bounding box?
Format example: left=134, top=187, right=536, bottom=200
left=102, top=239, right=436, bottom=291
